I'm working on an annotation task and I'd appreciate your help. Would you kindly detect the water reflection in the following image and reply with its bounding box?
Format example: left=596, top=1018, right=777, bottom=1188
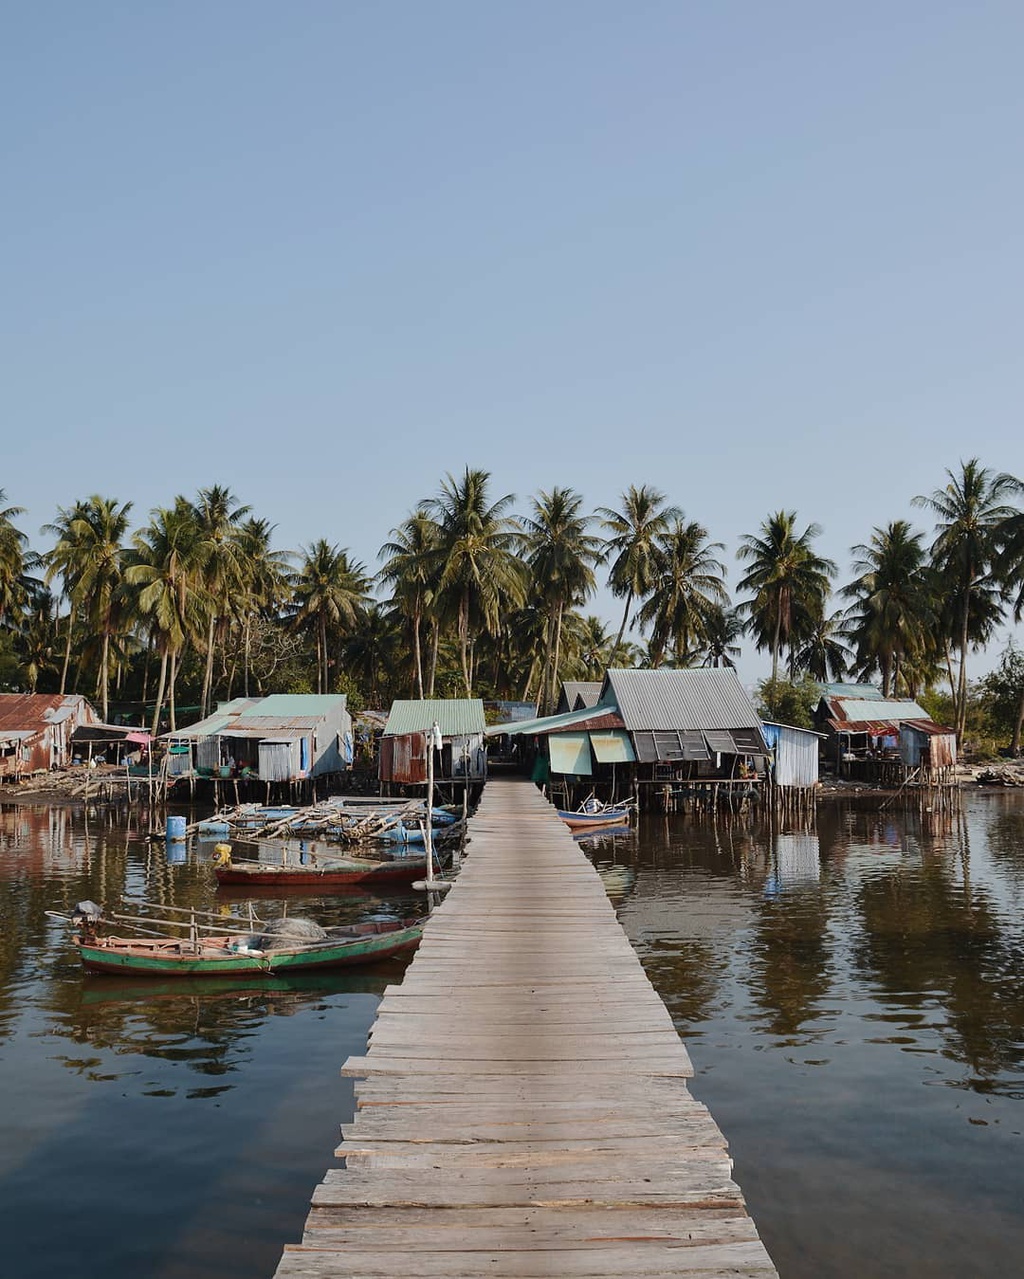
left=5, top=796, right=1024, bottom=1279
left=0, top=800, right=418, bottom=1279
left=598, top=797, right=1024, bottom=1279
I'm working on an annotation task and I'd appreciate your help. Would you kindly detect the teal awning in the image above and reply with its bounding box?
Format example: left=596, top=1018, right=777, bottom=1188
left=548, top=732, right=592, bottom=776
left=590, top=730, right=635, bottom=764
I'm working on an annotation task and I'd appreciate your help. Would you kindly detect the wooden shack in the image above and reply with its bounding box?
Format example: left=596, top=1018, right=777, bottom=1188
left=380, top=699, right=487, bottom=788
left=0, top=694, right=99, bottom=780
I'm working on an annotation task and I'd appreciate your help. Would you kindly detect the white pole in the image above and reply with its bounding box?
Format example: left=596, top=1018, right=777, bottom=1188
left=425, top=726, right=435, bottom=884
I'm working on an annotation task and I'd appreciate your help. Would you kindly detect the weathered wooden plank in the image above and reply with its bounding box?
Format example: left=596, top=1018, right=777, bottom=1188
left=311, top=1166, right=743, bottom=1209
left=271, top=779, right=775, bottom=1279
left=276, top=1241, right=776, bottom=1277
left=301, top=1203, right=759, bottom=1245
left=342, top=1055, right=695, bottom=1077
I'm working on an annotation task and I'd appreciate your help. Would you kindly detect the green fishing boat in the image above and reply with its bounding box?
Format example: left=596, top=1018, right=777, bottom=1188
left=56, top=901, right=423, bottom=978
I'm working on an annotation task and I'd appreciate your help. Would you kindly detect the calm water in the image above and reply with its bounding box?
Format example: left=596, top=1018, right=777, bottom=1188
left=2, top=795, right=1024, bottom=1277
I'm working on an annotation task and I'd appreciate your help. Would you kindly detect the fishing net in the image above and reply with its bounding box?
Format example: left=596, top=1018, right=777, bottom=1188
left=258, top=917, right=328, bottom=949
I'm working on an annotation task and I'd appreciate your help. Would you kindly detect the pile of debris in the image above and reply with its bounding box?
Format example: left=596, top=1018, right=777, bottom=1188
left=974, top=766, right=1024, bottom=787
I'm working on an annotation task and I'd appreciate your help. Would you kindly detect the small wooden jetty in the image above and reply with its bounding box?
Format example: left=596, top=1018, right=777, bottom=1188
left=274, top=778, right=778, bottom=1278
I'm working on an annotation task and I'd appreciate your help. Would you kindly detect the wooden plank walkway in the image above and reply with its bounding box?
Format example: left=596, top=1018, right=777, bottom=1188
left=274, top=778, right=778, bottom=1278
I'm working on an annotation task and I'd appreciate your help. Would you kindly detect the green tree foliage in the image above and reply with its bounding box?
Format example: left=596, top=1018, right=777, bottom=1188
left=736, top=511, right=836, bottom=686
left=1, top=461, right=1022, bottom=722
left=521, top=487, right=602, bottom=712
left=914, top=460, right=1017, bottom=742
left=978, top=644, right=1024, bottom=754
left=756, top=676, right=820, bottom=728
left=598, top=485, right=681, bottom=655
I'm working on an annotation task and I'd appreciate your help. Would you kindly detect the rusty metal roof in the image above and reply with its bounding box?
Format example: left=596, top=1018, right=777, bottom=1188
left=0, top=693, right=95, bottom=732
left=900, top=718, right=956, bottom=736
left=829, top=718, right=902, bottom=735
left=824, top=695, right=927, bottom=724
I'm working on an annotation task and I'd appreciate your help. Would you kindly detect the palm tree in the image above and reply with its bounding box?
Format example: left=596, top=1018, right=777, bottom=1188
left=0, top=490, right=35, bottom=629
left=791, top=606, right=851, bottom=683
left=126, top=500, right=210, bottom=734
left=193, top=485, right=251, bottom=718
left=17, top=589, right=59, bottom=692
left=378, top=509, right=442, bottom=699
left=574, top=614, right=615, bottom=681
left=426, top=468, right=525, bottom=697
left=736, top=511, right=836, bottom=697
left=342, top=602, right=402, bottom=707
left=521, top=487, right=602, bottom=712
left=699, top=605, right=744, bottom=669
left=636, top=519, right=728, bottom=668
left=914, top=460, right=1017, bottom=741
left=233, top=517, right=291, bottom=697
left=598, top=485, right=682, bottom=654
left=42, top=500, right=91, bottom=694
left=841, top=521, right=935, bottom=697
left=71, top=496, right=133, bottom=720
left=291, top=541, right=372, bottom=694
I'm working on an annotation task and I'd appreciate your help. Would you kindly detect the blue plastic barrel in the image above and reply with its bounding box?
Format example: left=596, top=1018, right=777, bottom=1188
left=166, top=842, right=187, bottom=865
left=166, top=814, right=187, bottom=842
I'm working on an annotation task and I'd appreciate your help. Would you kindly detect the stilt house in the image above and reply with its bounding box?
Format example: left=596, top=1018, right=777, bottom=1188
left=379, top=699, right=487, bottom=786
left=489, top=668, right=771, bottom=810
left=164, top=694, right=353, bottom=782
left=0, top=694, right=99, bottom=780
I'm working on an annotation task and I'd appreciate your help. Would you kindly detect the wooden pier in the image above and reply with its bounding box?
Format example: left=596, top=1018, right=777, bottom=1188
left=274, top=778, right=778, bottom=1278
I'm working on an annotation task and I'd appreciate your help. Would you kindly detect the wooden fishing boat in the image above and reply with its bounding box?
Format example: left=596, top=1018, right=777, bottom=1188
left=69, top=912, right=423, bottom=977
left=557, top=803, right=633, bottom=831
left=211, top=845, right=431, bottom=888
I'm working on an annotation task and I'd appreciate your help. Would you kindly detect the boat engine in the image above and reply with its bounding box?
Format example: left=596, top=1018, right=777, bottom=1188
left=71, top=901, right=104, bottom=927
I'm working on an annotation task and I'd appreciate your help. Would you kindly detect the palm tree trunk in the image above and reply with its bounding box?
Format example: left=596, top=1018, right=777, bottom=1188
left=319, top=612, right=328, bottom=694
left=151, top=651, right=168, bottom=737
left=244, top=615, right=251, bottom=697
left=59, top=611, right=73, bottom=694
left=945, top=645, right=957, bottom=720
left=1013, top=686, right=1024, bottom=755
left=770, top=608, right=782, bottom=688
left=459, top=593, right=471, bottom=697
left=201, top=614, right=217, bottom=718
left=141, top=632, right=152, bottom=704
left=549, top=602, right=565, bottom=714
left=428, top=620, right=439, bottom=697
left=100, top=628, right=110, bottom=721
left=613, top=591, right=633, bottom=657
left=169, top=650, right=178, bottom=733
left=413, top=601, right=424, bottom=699
left=957, top=586, right=972, bottom=741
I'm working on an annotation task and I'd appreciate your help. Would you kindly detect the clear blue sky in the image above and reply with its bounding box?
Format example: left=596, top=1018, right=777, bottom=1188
left=4, top=2, right=1023, bottom=685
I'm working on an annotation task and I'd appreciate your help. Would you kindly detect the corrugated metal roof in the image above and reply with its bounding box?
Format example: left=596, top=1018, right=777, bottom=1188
left=486, top=706, right=625, bottom=737
left=165, top=694, right=348, bottom=741
left=829, top=718, right=902, bottom=736
left=559, top=681, right=602, bottom=710
left=236, top=694, right=346, bottom=720
left=384, top=699, right=485, bottom=737
left=899, top=719, right=956, bottom=737
left=762, top=721, right=827, bottom=738
left=831, top=698, right=927, bottom=724
left=821, top=683, right=886, bottom=701
left=602, top=669, right=762, bottom=733
left=0, top=693, right=95, bottom=732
